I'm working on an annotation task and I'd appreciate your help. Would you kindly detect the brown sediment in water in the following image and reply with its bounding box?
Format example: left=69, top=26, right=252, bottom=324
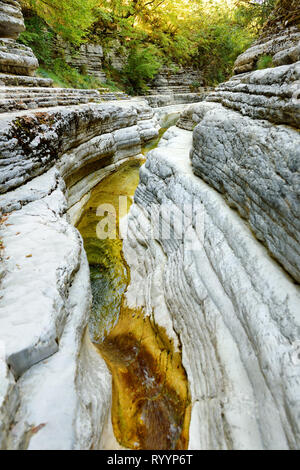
left=77, top=154, right=191, bottom=450
left=96, top=303, right=191, bottom=450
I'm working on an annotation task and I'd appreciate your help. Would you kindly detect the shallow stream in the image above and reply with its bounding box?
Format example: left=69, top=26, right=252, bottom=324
left=76, top=127, right=191, bottom=450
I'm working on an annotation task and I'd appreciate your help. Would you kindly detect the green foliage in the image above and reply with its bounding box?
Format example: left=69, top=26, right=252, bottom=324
left=234, top=0, right=277, bottom=33
left=19, top=13, right=115, bottom=90
left=104, top=77, right=123, bottom=92
left=19, top=15, right=54, bottom=66
left=20, top=0, right=98, bottom=44
left=38, top=59, right=108, bottom=89
left=256, top=55, right=273, bottom=70
left=18, top=0, right=279, bottom=92
left=123, top=46, right=162, bottom=95
left=190, top=5, right=254, bottom=85
left=89, top=0, right=274, bottom=86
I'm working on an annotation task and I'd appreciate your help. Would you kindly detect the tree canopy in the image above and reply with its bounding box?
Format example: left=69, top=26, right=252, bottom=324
left=20, top=0, right=99, bottom=43
left=20, top=0, right=278, bottom=46
left=19, top=0, right=285, bottom=91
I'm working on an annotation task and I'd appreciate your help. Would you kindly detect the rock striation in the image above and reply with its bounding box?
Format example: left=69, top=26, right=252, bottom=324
left=0, top=1, right=38, bottom=76
left=0, top=1, right=299, bottom=451
left=0, top=2, right=130, bottom=107
left=233, top=26, right=300, bottom=74
left=122, top=22, right=300, bottom=449
left=0, top=100, right=160, bottom=449
left=124, top=122, right=300, bottom=450
left=142, top=67, right=208, bottom=108
left=104, top=39, right=128, bottom=72
left=148, top=66, right=204, bottom=95
left=0, top=72, right=52, bottom=87
left=0, top=85, right=131, bottom=113
left=191, top=100, right=300, bottom=283
left=0, top=38, right=38, bottom=76
left=143, top=90, right=211, bottom=108
left=206, top=61, right=300, bottom=127
left=0, top=0, right=24, bottom=39
left=0, top=86, right=102, bottom=113
left=61, top=40, right=107, bottom=83
left=190, top=58, right=300, bottom=284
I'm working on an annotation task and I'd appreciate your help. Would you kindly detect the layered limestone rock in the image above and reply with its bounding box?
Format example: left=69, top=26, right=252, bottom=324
left=123, top=123, right=300, bottom=450
left=0, top=17, right=129, bottom=114
left=191, top=101, right=300, bottom=282
left=206, top=61, right=300, bottom=127
left=0, top=39, right=38, bottom=76
left=0, top=100, right=158, bottom=196
left=0, top=72, right=52, bottom=87
left=188, top=54, right=300, bottom=283
left=141, top=67, right=208, bottom=108
left=104, top=40, right=128, bottom=72
left=0, top=86, right=103, bottom=113
left=148, top=66, right=204, bottom=95
left=0, top=100, right=160, bottom=449
left=122, top=21, right=300, bottom=449
left=1, top=4, right=299, bottom=450
left=61, top=40, right=107, bottom=83
left=0, top=86, right=131, bottom=113
left=143, top=91, right=210, bottom=108
left=0, top=0, right=25, bottom=39
left=0, top=1, right=38, bottom=76
left=233, top=26, right=300, bottom=74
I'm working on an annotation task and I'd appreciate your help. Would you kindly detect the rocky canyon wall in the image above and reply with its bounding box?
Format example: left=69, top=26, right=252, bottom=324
left=122, top=26, right=300, bottom=449
left=0, top=0, right=299, bottom=451
left=58, top=39, right=107, bottom=83
left=0, top=100, right=159, bottom=449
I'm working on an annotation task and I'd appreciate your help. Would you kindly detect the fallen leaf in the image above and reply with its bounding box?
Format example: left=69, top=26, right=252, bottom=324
left=30, top=423, right=47, bottom=435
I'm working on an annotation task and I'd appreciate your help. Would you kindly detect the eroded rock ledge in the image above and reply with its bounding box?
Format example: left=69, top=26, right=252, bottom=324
left=0, top=0, right=25, bottom=39
left=124, top=123, right=300, bottom=450
left=0, top=100, right=159, bottom=449
left=0, top=0, right=38, bottom=77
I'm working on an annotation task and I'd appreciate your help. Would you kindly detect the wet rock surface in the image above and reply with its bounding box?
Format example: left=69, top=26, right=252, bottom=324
left=77, top=159, right=190, bottom=450
left=98, top=304, right=190, bottom=450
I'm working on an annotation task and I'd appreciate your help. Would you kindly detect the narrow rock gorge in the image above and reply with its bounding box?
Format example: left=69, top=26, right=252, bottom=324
left=0, top=0, right=299, bottom=452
